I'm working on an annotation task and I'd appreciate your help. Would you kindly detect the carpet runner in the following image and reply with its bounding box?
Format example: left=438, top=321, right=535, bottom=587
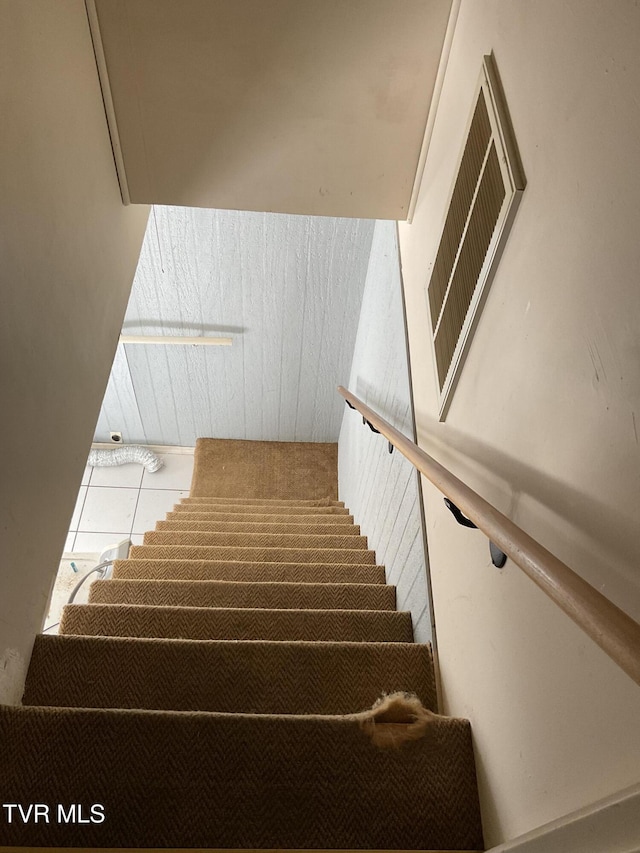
left=0, top=438, right=483, bottom=850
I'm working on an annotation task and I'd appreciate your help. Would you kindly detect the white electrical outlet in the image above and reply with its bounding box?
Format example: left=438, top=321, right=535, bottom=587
left=98, top=539, right=131, bottom=578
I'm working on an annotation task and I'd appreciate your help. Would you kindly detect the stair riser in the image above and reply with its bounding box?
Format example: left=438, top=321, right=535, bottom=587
left=24, top=636, right=437, bottom=714
left=181, top=497, right=345, bottom=507
left=89, top=580, right=396, bottom=611
left=142, top=531, right=369, bottom=549
left=166, top=510, right=355, bottom=524
left=60, top=603, right=412, bottom=642
left=156, top=520, right=361, bottom=535
left=130, top=545, right=377, bottom=565
left=112, top=560, right=386, bottom=584
left=171, top=503, right=350, bottom=515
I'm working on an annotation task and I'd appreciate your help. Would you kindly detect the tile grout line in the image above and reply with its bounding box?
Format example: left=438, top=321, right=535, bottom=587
left=86, top=484, right=144, bottom=490
left=71, top=484, right=91, bottom=550
left=76, top=530, right=136, bottom=536
left=69, top=466, right=93, bottom=552
left=130, top=480, right=144, bottom=539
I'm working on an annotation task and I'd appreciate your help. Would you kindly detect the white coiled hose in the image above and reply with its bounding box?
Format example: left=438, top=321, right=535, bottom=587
left=88, top=445, right=163, bottom=473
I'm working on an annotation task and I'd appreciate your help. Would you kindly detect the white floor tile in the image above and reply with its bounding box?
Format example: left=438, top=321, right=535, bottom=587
left=133, top=489, right=188, bottom=534
left=130, top=534, right=145, bottom=545
left=81, top=466, right=92, bottom=486
left=70, top=487, right=87, bottom=530
left=63, top=532, right=76, bottom=553
left=90, top=463, right=144, bottom=489
left=78, top=487, right=139, bottom=533
left=141, top=453, right=194, bottom=491
left=73, top=532, right=132, bottom=553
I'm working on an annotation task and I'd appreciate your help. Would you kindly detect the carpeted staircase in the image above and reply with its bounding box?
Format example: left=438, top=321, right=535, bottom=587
left=0, top=439, right=483, bottom=850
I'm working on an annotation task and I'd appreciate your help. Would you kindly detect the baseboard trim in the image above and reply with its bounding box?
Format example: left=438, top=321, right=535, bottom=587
left=488, top=782, right=640, bottom=853
left=91, top=443, right=195, bottom=455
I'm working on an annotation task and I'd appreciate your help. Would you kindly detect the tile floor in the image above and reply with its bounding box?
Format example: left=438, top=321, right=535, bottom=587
left=65, top=451, right=194, bottom=554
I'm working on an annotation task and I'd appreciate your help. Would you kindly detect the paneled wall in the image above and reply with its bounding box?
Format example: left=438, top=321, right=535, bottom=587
left=338, top=221, right=432, bottom=644
left=95, top=207, right=374, bottom=445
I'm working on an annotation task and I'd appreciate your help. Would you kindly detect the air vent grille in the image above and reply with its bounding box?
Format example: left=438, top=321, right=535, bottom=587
left=428, top=94, right=492, bottom=330
left=426, top=54, right=525, bottom=417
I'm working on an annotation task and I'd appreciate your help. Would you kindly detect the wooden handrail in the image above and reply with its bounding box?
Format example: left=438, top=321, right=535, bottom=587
left=339, top=386, right=640, bottom=687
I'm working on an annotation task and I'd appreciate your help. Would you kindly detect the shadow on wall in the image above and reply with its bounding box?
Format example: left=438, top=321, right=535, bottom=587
left=354, top=377, right=413, bottom=435
left=122, top=320, right=247, bottom=335
left=415, top=406, right=640, bottom=620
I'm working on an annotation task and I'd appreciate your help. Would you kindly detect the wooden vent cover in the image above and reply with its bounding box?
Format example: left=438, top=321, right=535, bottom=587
left=426, top=54, right=526, bottom=418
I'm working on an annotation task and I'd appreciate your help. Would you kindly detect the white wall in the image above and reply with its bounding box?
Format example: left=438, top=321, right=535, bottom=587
left=398, top=0, right=640, bottom=845
left=338, top=222, right=432, bottom=644
left=96, top=207, right=374, bottom=445
left=0, top=1, right=149, bottom=703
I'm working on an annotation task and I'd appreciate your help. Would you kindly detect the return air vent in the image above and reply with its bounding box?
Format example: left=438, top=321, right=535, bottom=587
left=426, top=54, right=525, bottom=419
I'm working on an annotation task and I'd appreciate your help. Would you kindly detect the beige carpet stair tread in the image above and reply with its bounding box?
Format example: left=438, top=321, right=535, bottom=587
left=89, top=579, right=396, bottom=610
left=24, top=635, right=437, bottom=714
left=143, top=530, right=369, bottom=550
left=130, top=544, right=377, bottom=565
left=156, top=518, right=361, bottom=535
left=60, top=603, right=414, bottom=642
left=166, top=509, right=355, bottom=524
left=0, top=704, right=483, bottom=849
left=113, top=558, right=386, bottom=584
left=190, top=438, right=338, bottom=501
left=171, top=502, right=350, bottom=516
left=181, top=496, right=345, bottom=507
